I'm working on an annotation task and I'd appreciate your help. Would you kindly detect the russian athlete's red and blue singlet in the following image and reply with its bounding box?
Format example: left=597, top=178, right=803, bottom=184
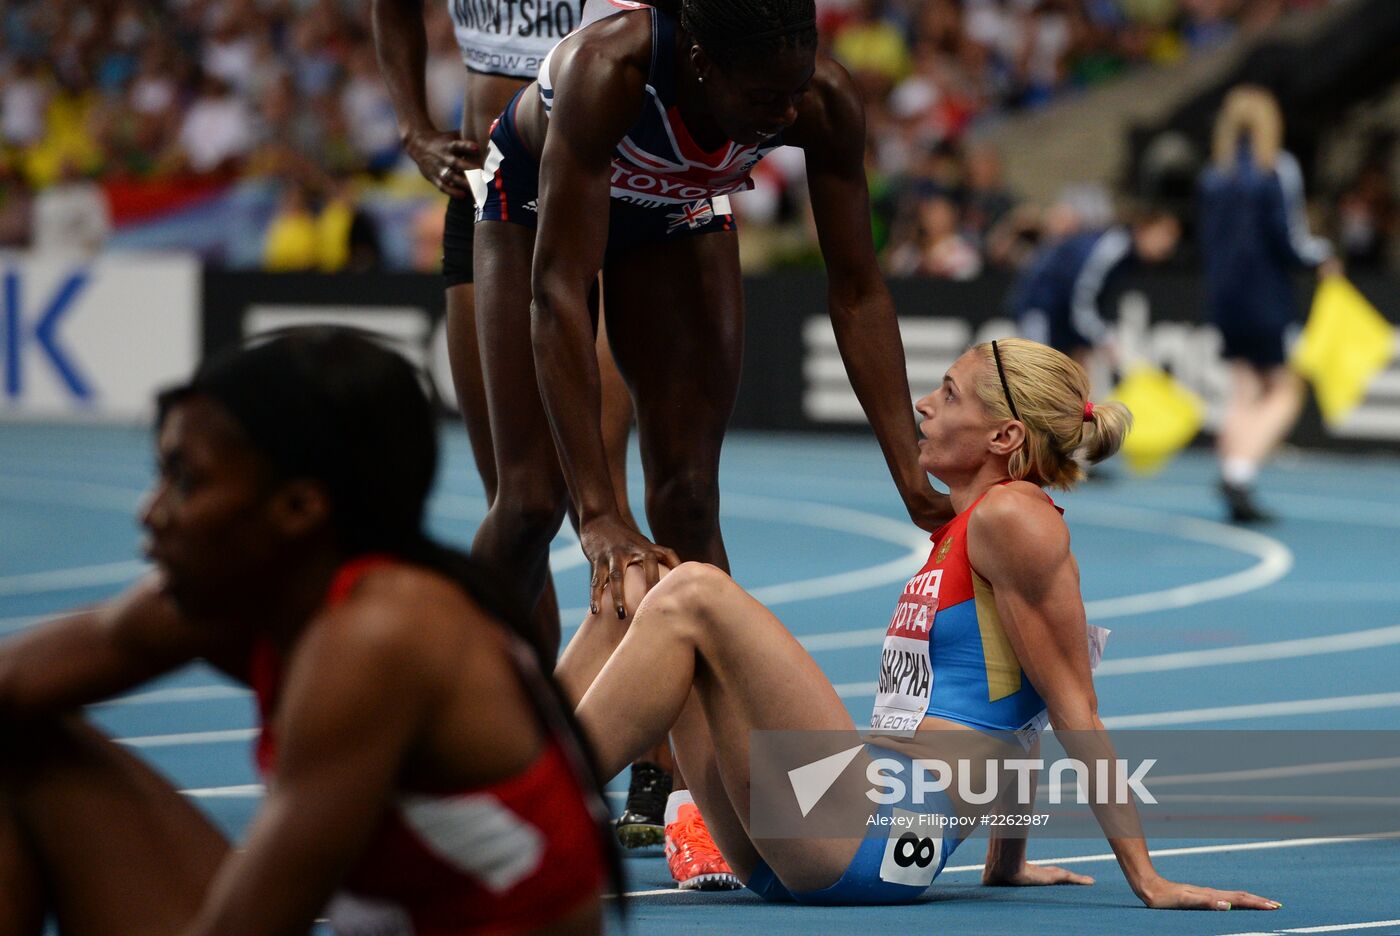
left=248, top=557, right=603, bottom=935
left=872, top=485, right=1058, bottom=745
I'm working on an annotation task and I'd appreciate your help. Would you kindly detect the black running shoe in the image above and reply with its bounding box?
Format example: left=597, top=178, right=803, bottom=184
left=615, top=761, right=672, bottom=849
left=1221, top=482, right=1274, bottom=524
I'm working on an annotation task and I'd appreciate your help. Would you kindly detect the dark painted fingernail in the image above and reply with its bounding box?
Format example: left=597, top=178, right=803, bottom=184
left=590, top=604, right=598, bottom=614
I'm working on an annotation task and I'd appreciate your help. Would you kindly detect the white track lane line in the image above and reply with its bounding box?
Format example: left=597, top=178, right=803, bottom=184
left=179, top=786, right=629, bottom=801
left=1069, top=503, right=1293, bottom=619
left=1148, top=757, right=1400, bottom=787
left=98, top=684, right=252, bottom=706
left=182, top=784, right=265, bottom=798
left=0, top=485, right=929, bottom=614
left=612, top=831, right=1400, bottom=898
left=431, top=492, right=584, bottom=571
left=803, top=500, right=1293, bottom=657
left=1092, top=625, right=1400, bottom=676
left=938, top=830, right=1400, bottom=873
left=117, top=728, right=257, bottom=748
left=108, top=690, right=1400, bottom=747
left=832, top=624, right=1400, bottom=697
left=1099, top=692, right=1400, bottom=729
left=97, top=621, right=1400, bottom=709
left=559, top=494, right=931, bottom=621
left=1108, top=483, right=1400, bottom=532
left=0, top=475, right=143, bottom=511
left=0, top=615, right=41, bottom=634
left=0, top=560, right=148, bottom=596
left=1220, top=919, right=1400, bottom=935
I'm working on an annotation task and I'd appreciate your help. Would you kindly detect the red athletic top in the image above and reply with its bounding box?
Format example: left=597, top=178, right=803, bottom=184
left=248, top=556, right=604, bottom=935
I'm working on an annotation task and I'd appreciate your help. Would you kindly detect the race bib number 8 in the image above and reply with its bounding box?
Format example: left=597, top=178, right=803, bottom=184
left=878, top=809, right=941, bottom=889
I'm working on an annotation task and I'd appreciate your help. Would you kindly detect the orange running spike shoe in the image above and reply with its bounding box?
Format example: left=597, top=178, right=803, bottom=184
left=664, top=803, right=742, bottom=891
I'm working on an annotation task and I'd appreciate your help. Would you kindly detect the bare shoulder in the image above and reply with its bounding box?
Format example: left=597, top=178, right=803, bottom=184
left=551, top=8, right=653, bottom=89
left=969, top=483, right=1069, bottom=571
left=294, top=564, right=521, bottom=704
left=542, top=8, right=654, bottom=149
left=788, top=55, right=863, bottom=149
left=307, top=565, right=486, bottom=663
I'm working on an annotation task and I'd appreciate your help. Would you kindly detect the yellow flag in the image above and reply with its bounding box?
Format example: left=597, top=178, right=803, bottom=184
left=1109, top=366, right=1205, bottom=475
left=1292, top=275, right=1397, bottom=427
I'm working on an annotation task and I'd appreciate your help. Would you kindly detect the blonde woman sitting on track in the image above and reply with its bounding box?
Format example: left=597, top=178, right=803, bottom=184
left=555, top=337, right=1282, bottom=911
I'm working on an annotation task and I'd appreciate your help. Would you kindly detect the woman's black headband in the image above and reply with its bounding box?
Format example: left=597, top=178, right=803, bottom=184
left=990, top=340, right=1020, bottom=421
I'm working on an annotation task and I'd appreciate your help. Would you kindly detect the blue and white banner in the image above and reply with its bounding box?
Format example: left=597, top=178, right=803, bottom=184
left=0, top=252, right=199, bottom=421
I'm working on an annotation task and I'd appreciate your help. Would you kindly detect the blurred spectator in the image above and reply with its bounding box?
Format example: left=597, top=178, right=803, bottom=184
left=889, top=30, right=982, bottom=157
left=411, top=201, right=448, bottom=273
left=1009, top=205, right=1181, bottom=368
left=833, top=0, right=912, bottom=101
left=963, top=143, right=1017, bottom=243
left=0, top=161, right=35, bottom=247
left=31, top=159, right=111, bottom=253
left=1334, top=146, right=1397, bottom=269
left=886, top=192, right=984, bottom=279
left=287, top=14, right=342, bottom=101
left=424, top=7, right=467, bottom=132
left=173, top=73, right=255, bottom=175
left=202, top=1, right=260, bottom=94
left=1, top=60, right=49, bottom=149
left=340, top=47, right=402, bottom=174
left=21, top=67, right=105, bottom=188
left=317, top=177, right=384, bottom=272
left=1008, top=0, right=1078, bottom=108
left=0, top=0, right=1356, bottom=271
left=984, top=202, right=1049, bottom=269
left=262, top=182, right=320, bottom=271
left=128, top=44, right=180, bottom=134
left=261, top=177, right=384, bottom=272
left=1181, top=0, right=1238, bottom=51
left=96, top=1, right=148, bottom=92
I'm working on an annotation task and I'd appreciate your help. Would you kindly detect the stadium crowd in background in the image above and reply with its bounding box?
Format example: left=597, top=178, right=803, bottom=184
left=0, top=0, right=1392, bottom=275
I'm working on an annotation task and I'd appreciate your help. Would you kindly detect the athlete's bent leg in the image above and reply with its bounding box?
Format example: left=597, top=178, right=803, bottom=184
left=576, top=563, right=863, bottom=892
left=0, top=716, right=228, bottom=936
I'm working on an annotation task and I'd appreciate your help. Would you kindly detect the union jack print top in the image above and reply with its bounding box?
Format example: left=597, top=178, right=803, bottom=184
left=537, top=0, right=782, bottom=207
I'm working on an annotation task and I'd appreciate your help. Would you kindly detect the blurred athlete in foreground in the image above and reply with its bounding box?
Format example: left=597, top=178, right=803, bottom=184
left=0, top=329, right=611, bottom=935
left=558, top=338, right=1281, bottom=911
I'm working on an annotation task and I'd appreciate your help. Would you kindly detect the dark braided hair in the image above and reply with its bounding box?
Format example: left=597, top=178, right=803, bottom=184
left=156, top=327, right=626, bottom=908
left=677, top=0, right=818, bottom=69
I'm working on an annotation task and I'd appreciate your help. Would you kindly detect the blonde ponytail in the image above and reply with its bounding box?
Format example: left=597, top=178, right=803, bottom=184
left=1080, top=399, right=1131, bottom=466
left=972, top=338, right=1133, bottom=490
left=1213, top=85, right=1282, bottom=172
